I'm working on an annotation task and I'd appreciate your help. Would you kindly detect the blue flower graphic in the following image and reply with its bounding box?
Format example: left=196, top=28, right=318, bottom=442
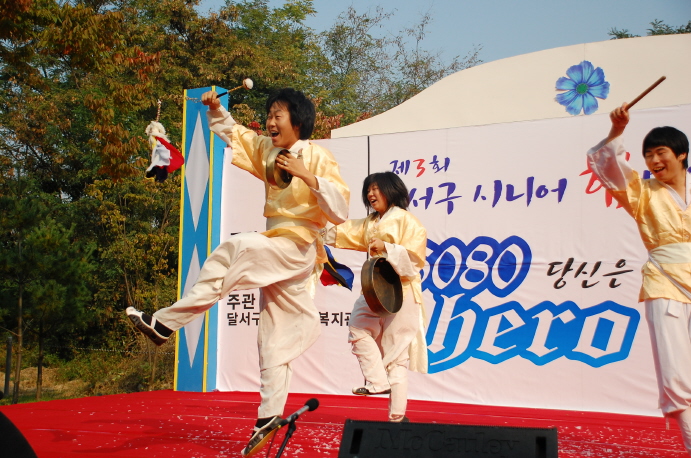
left=555, top=61, right=610, bottom=115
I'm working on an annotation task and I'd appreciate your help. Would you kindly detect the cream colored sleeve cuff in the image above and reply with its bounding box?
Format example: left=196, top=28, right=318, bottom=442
left=311, top=175, right=349, bottom=224
left=206, top=106, right=237, bottom=146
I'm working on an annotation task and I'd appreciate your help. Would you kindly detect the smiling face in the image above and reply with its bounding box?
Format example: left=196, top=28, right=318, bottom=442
left=266, top=101, right=301, bottom=149
left=644, top=145, right=687, bottom=185
left=367, top=182, right=389, bottom=216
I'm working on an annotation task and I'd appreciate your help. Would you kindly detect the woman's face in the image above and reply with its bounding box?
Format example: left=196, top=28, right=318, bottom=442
left=367, top=182, right=388, bottom=215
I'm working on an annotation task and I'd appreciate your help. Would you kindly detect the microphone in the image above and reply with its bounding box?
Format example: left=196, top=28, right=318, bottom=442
left=282, top=398, right=319, bottom=425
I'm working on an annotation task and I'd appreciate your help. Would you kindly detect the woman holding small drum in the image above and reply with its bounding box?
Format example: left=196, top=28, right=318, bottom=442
left=325, top=171, right=427, bottom=422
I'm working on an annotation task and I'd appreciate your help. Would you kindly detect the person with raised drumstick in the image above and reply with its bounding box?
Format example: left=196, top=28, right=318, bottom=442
left=126, top=87, right=349, bottom=457
left=587, top=91, right=691, bottom=454
left=325, top=171, right=427, bottom=422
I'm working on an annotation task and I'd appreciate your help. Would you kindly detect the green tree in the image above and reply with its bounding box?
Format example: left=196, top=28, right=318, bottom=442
left=313, top=6, right=395, bottom=123
left=609, top=19, right=691, bottom=39
left=315, top=6, right=481, bottom=125
left=86, top=175, right=180, bottom=345
left=0, top=172, right=92, bottom=402
left=119, top=0, right=323, bottom=130
left=0, top=0, right=170, bottom=389
left=0, top=0, right=159, bottom=188
left=648, top=19, right=691, bottom=35
left=384, top=11, right=481, bottom=113
left=25, top=220, right=92, bottom=400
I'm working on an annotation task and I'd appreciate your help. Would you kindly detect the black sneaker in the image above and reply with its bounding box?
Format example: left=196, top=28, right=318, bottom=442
left=241, top=415, right=284, bottom=457
left=126, top=307, right=172, bottom=346
left=352, top=385, right=391, bottom=396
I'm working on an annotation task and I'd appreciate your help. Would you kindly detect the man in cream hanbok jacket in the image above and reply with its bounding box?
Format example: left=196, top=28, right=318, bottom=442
left=127, top=88, right=349, bottom=457
left=588, top=102, right=691, bottom=455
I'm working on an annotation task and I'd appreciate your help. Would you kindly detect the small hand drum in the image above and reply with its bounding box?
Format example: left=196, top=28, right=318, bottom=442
left=266, top=148, right=293, bottom=189
left=361, top=257, right=403, bottom=316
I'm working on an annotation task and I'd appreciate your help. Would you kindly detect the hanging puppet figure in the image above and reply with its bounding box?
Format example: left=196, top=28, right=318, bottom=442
left=144, top=120, right=184, bottom=182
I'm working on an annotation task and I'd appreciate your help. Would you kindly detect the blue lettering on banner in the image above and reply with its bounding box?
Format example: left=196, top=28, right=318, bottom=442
left=407, top=177, right=568, bottom=214
left=423, top=237, right=640, bottom=373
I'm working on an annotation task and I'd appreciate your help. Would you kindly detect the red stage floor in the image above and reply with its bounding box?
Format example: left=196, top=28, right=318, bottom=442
left=0, top=390, right=687, bottom=457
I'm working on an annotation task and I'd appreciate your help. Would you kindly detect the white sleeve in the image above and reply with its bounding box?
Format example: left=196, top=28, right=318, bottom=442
left=311, top=175, right=349, bottom=225
left=206, top=106, right=237, bottom=146
left=383, top=242, right=420, bottom=278
left=586, top=136, right=634, bottom=191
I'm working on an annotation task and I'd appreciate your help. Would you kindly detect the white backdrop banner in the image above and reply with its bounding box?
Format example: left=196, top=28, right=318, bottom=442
left=214, top=104, right=691, bottom=416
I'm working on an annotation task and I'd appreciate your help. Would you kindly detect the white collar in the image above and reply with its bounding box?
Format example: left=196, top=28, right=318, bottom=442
left=657, top=173, right=690, bottom=210
left=287, top=139, right=309, bottom=156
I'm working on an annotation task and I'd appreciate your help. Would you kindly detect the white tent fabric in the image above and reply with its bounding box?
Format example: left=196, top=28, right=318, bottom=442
left=332, top=34, right=691, bottom=137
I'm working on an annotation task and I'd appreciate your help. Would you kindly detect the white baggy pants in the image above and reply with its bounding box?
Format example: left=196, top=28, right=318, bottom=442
left=646, top=298, right=691, bottom=455
left=348, top=285, right=419, bottom=421
left=154, top=232, right=320, bottom=418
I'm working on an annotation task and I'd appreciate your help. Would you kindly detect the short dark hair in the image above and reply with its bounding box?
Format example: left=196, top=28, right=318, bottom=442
left=265, top=88, right=316, bottom=140
left=643, top=126, right=689, bottom=169
left=362, top=171, right=410, bottom=213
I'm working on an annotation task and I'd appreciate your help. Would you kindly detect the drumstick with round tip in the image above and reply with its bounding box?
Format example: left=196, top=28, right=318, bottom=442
left=626, top=76, right=666, bottom=109
left=216, top=78, right=253, bottom=98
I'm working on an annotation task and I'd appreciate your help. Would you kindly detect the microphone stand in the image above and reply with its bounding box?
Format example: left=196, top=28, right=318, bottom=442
left=274, top=419, right=297, bottom=458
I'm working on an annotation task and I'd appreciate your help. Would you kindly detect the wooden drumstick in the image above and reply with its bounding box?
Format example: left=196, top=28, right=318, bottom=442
left=216, top=78, right=254, bottom=98
left=626, top=76, right=666, bottom=109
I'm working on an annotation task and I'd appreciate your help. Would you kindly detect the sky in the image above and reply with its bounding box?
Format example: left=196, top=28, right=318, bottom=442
left=195, top=0, right=691, bottom=65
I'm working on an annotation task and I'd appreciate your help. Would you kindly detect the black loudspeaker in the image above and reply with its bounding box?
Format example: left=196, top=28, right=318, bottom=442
left=0, top=412, right=38, bottom=458
left=338, top=419, right=557, bottom=458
